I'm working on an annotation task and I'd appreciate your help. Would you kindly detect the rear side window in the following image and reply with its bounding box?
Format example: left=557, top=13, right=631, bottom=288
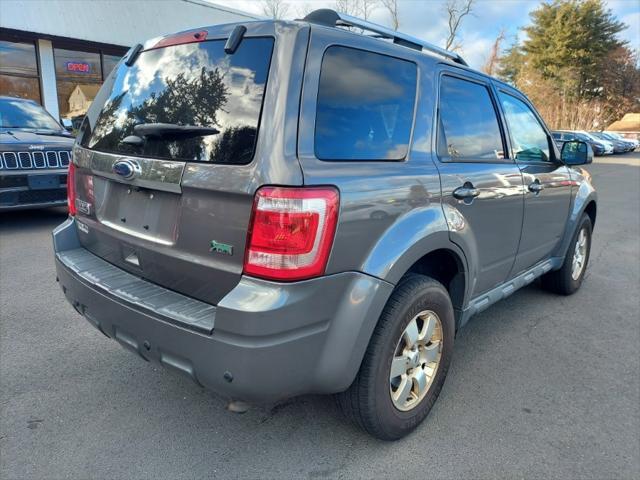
left=437, top=75, right=505, bottom=161
left=498, top=92, right=551, bottom=163
left=314, top=46, right=417, bottom=161
left=79, top=37, right=274, bottom=164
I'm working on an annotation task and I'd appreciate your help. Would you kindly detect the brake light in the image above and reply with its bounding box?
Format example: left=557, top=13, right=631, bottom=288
left=244, top=187, right=339, bottom=281
left=151, top=30, right=208, bottom=50
left=67, top=162, right=77, bottom=216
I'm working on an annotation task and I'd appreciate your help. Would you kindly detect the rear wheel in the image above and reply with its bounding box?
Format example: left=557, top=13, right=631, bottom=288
left=542, top=214, right=592, bottom=295
left=336, top=274, right=455, bottom=440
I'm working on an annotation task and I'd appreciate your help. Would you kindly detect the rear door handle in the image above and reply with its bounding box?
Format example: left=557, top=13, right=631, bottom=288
left=528, top=180, right=544, bottom=194
left=453, top=183, right=480, bottom=200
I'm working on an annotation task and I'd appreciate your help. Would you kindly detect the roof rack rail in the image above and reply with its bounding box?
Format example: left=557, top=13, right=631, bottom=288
left=302, top=9, right=468, bottom=67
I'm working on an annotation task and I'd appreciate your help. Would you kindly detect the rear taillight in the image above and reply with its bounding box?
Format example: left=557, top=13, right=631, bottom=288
left=244, top=187, right=339, bottom=281
left=67, top=162, right=77, bottom=216
left=151, top=30, right=208, bottom=50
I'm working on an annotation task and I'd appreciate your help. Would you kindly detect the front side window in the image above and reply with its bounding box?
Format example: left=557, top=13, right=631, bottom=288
left=80, top=37, right=274, bottom=164
left=437, top=75, right=505, bottom=161
left=315, top=46, right=417, bottom=161
left=0, top=40, right=41, bottom=103
left=498, top=92, right=551, bottom=163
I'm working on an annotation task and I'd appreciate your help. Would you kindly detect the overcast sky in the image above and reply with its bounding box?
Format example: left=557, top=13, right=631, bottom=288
left=210, top=0, right=639, bottom=69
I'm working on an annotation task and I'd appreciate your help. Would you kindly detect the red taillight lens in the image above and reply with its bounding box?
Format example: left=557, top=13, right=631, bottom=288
left=67, top=162, right=77, bottom=216
left=244, top=187, right=339, bottom=281
left=151, top=30, right=208, bottom=50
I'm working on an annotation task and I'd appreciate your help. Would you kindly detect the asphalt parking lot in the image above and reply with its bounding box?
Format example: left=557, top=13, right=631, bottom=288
left=1, top=153, right=639, bottom=479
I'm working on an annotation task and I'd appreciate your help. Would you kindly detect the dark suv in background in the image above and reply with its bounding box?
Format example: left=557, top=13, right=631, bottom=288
left=0, top=96, right=74, bottom=211
left=53, top=10, right=597, bottom=440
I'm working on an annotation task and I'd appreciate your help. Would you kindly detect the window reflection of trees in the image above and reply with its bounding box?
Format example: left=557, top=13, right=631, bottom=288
left=87, top=65, right=258, bottom=164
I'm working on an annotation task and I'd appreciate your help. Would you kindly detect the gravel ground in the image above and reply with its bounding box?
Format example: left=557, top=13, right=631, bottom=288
left=1, top=153, right=639, bottom=479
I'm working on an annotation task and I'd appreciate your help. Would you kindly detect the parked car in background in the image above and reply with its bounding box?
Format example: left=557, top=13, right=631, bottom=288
left=0, top=96, right=74, bottom=210
left=604, top=131, right=639, bottom=150
left=589, top=131, right=631, bottom=153
left=597, top=131, right=637, bottom=151
left=577, top=131, right=615, bottom=155
left=53, top=11, right=598, bottom=440
left=554, top=130, right=612, bottom=156
left=553, top=131, right=604, bottom=155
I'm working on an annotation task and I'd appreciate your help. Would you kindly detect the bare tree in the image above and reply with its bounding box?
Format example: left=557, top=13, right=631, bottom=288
left=335, top=0, right=360, bottom=17
left=295, top=2, right=314, bottom=18
left=482, top=29, right=505, bottom=76
left=361, top=0, right=379, bottom=20
left=261, top=0, right=290, bottom=20
left=381, top=0, right=399, bottom=30
left=444, top=0, right=474, bottom=51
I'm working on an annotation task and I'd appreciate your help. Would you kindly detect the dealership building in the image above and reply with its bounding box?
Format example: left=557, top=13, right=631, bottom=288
left=0, top=0, right=258, bottom=123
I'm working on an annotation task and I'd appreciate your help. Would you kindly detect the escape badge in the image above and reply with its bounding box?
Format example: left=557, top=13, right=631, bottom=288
left=209, top=240, right=233, bottom=256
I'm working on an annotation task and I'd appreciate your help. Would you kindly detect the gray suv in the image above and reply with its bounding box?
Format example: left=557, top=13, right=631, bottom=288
left=53, top=10, right=597, bottom=440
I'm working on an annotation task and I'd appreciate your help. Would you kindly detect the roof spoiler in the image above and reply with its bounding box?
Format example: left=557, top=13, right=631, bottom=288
left=302, top=9, right=468, bottom=66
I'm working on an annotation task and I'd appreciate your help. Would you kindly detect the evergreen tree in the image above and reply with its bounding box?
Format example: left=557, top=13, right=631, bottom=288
left=497, top=0, right=637, bottom=130
left=522, top=0, right=625, bottom=98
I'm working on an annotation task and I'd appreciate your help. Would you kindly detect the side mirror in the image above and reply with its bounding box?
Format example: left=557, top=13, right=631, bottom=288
left=60, top=118, right=74, bottom=132
left=561, top=140, right=593, bottom=165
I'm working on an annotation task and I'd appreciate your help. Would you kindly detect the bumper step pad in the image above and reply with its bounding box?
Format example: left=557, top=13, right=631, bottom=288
left=57, top=248, right=216, bottom=334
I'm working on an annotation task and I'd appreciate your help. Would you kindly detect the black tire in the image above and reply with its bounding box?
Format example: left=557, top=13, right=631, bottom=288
left=541, top=214, right=592, bottom=295
left=336, top=274, right=455, bottom=440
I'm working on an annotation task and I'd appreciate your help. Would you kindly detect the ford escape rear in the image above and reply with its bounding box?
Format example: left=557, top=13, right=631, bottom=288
left=54, top=10, right=597, bottom=440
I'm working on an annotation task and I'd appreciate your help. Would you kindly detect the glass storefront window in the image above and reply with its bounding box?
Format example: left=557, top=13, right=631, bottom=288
left=0, top=75, right=41, bottom=103
left=54, top=47, right=102, bottom=125
left=0, top=40, right=41, bottom=103
left=54, top=47, right=123, bottom=128
left=102, top=54, right=122, bottom=78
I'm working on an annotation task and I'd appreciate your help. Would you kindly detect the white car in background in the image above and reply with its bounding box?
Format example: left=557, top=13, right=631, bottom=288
left=604, top=131, right=639, bottom=150
left=577, top=131, right=614, bottom=155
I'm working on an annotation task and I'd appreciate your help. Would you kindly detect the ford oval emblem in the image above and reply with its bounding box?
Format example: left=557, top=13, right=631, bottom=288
left=112, top=159, right=137, bottom=180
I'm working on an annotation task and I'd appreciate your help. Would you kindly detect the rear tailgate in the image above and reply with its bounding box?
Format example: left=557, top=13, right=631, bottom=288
left=72, top=148, right=256, bottom=305
left=70, top=24, right=306, bottom=305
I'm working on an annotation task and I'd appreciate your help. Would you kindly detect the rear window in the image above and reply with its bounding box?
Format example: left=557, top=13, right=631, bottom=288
left=437, top=75, right=505, bottom=161
left=314, top=46, right=417, bottom=161
left=79, top=37, right=274, bottom=164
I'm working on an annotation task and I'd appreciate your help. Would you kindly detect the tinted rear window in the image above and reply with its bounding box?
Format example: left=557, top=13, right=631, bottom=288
left=314, top=46, right=417, bottom=161
left=79, top=37, right=274, bottom=164
left=437, top=75, right=505, bottom=161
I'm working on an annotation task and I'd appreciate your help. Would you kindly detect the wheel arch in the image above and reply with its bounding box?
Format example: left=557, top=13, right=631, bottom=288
left=584, top=200, right=597, bottom=228
left=557, top=185, right=597, bottom=260
left=404, top=248, right=467, bottom=318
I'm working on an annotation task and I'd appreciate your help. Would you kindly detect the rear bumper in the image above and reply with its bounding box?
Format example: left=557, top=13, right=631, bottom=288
left=53, top=218, right=393, bottom=403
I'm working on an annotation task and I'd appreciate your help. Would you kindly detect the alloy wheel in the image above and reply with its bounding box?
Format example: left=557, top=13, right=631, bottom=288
left=571, top=228, right=588, bottom=281
left=389, top=310, right=443, bottom=411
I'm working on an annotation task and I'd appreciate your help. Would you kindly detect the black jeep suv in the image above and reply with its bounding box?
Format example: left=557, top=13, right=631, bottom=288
left=0, top=96, right=74, bottom=210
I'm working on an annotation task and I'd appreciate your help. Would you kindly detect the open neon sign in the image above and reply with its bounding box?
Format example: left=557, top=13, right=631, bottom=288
left=66, top=62, right=91, bottom=73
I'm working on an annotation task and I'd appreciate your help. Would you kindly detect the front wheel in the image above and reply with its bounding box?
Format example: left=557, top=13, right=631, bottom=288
left=336, top=274, right=455, bottom=440
left=542, top=214, right=592, bottom=295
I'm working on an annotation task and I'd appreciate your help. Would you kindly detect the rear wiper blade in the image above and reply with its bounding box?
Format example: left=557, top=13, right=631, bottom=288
left=133, top=123, right=220, bottom=138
